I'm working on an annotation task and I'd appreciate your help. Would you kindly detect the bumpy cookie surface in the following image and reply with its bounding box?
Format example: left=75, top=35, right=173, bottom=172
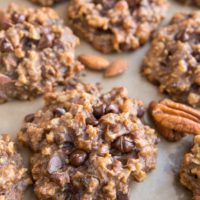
left=142, top=12, right=200, bottom=107
left=0, top=4, right=83, bottom=103
left=31, top=0, right=64, bottom=6
left=18, top=82, right=158, bottom=200
left=67, top=0, right=166, bottom=53
left=180, top=135, right=200, bottom=200
left=0, top=134, right=31, bottom=200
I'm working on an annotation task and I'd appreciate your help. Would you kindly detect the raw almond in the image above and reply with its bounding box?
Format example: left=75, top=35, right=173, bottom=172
left=104, top=59, right=128, bottom=77
left=78, top=54, right=109, bottom=71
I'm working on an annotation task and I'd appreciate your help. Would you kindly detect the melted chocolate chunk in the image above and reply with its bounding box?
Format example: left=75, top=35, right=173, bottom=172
left=69, top=150, right=87, bottom=167
left=113, top=136, right=135, bottom=153
left=24, top=113, right=35, bottom=123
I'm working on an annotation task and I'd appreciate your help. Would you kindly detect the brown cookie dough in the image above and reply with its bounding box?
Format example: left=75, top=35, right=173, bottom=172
left=0, top=4, right=83, bottom=103
left=67, top=0, right=166, bottom=53
left=180, top=135, right=200, bottom=200
left=31, top=0, right=65, bottom=6
left=142, top=12, right=200, bottom=107
left=18, top=83, right=158, bottom=200
left=0, top=134, right=31, bottom=200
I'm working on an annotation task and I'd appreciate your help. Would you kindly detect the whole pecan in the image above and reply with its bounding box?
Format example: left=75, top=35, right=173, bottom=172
left=149, top=99, right=200, bottom=142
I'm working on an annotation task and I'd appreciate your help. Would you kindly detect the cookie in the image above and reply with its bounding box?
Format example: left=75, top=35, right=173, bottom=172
left=18, top=83, right=158, bottom=200
left=0, top=4, right=83, bottom=103
left=142, top=12, right=200, bottom=107
left=180, top=135, right=200, bottom=200
left=0, top=134, right=31, bottom=200
left=67, top=0, right=166, bottom=53
left=31, top=0, right=64, bottom=6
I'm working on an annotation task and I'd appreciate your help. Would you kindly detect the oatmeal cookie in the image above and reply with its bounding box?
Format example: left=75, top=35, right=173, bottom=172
left=0, top=134, right=31, bottom=200
left=180, top=135, right=200, bottom=200
left=67, top=0, right=166, bottom=53
left=142, top=12, right=200, bottom=107
left=18, top=83, right=158, bottom=200
left=0, top=4, right=83, bottom=103
left=31, top=0, right=65, bottom=6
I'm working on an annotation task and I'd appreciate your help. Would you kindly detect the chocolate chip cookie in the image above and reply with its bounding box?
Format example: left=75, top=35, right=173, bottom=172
left=180, top=135, right=200, bottom=200
left=142, top=12, right=200, bottom=107
left=0, top=134, right=31, bottom=200
left=0, top=4, right=83, bottom=103
left=18, top=83, right=158, bottom=199
left=67, top=0, right=166, bottom=53
left=31, top=0, right=64, bottom=6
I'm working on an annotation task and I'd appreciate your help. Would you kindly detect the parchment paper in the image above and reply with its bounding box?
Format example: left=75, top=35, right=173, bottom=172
left=0, top=0, right=198, bottom=199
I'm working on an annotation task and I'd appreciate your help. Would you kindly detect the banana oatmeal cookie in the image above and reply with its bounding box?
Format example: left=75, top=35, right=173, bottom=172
left=30, top=0, right=65, bottom=6
left=0, top=134, right=31, bottom=200
left=67, top=0, right=166, bottom=53
left=142, top=12, right=200, bottom=107
left=18, top=83, right=158, bottom=200
left=0, top=4, right=83, bottom=103
left=180, top=135, right=200, bottom=200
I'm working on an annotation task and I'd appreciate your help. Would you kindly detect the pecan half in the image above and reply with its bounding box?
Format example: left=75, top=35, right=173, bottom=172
left=149, top=99, right=200, bottom=142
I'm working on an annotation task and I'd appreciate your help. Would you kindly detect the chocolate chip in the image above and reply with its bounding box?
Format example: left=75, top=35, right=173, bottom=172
left=69, top=150, right=87, bottom=167
left=12, top=12, right=26, bottom=23
left=127, top=0, right=140, bottom=7
left=24, top=113, right=35, bottom=123
left=62, top=143, right=74, bottom=152
left=106, top=104, right=119, bottom=113
left=93, top=104, right=106, bottom=118
left=38, top=33, right=54, bottom=49
left=137, top=107, right=145, bottom=118
left=154, top=138, right=160, bottom=145
left=48, top=155, right=62, bottom=174
left=0, top=39, right=13, bottom=52
left=53, top=107, right=66, bottom=117
left=175, top=30, right=190, bottom=42
left=117, top=192, right=129, bottom=200
left=113, top=136, right=135, bottom=153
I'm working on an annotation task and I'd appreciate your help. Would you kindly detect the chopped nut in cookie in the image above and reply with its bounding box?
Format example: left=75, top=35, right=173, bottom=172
left=0, top=134, right=31, bottom=200
left=18, top=82, right=158, bottom=200
left=0, top=4, right=83, bottom=103
left=149, top=99, right=200, bottom=142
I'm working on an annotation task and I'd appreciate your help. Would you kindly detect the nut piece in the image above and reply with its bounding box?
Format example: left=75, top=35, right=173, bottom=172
left=78, top=54, right=109, bottom=70
left=149, top=99, right=200, bottom=142
left=104, top=59, right=128, bottom=77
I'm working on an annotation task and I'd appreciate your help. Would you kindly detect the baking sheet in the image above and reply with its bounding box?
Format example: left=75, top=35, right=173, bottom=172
left=0, top=0, right=198, bottom=199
